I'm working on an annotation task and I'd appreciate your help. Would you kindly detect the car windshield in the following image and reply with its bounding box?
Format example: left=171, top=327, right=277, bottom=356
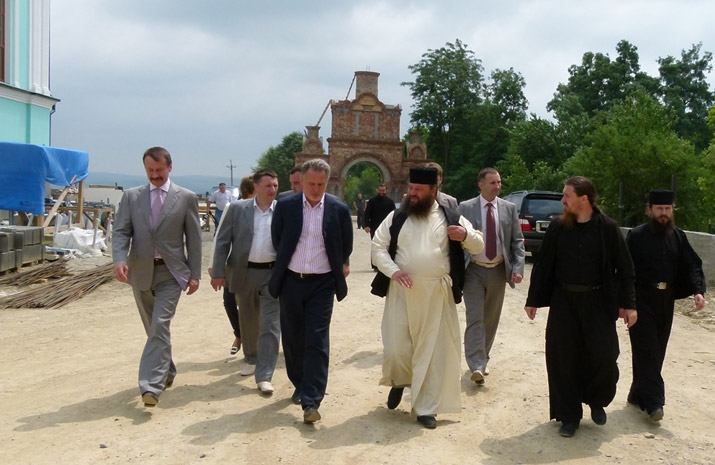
left=523, top=197, right=563, bottom=217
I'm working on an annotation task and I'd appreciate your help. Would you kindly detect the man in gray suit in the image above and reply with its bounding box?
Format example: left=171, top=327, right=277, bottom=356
left=458, top=167, right=525, bottom=385
left=211, top=169, right=281, bottom=394
left=113, top=147, right=202, bottom=407
left=426, top=162, right=458, bottom=209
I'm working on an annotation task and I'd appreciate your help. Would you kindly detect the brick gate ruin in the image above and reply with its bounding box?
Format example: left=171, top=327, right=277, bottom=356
left=294, top=71, right=430, bottom=202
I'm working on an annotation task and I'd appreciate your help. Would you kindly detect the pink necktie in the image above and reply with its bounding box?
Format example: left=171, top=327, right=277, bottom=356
left=486, top=203, right=496, bottom=260
left=151, top=188, right=164, bottom=228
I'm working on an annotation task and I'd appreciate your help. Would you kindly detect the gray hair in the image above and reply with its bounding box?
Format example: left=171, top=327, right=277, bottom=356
left=301, top=158, right=331, bottom=178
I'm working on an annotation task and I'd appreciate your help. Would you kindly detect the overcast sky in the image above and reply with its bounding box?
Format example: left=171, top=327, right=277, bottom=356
left=49, top=0, right=715, bottom=180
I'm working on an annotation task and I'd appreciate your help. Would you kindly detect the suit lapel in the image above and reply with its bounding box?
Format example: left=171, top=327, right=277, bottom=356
left=243, top=199, right=254, bottom=239
left=138, top=185, right=153, bottom=230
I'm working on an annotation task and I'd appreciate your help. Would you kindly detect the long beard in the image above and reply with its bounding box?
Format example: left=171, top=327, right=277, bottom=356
left=402, top=194, right=435, bottom=219
left=649, top=216, right=674, bottom=234
left=559, top=211, right=577, bottom=229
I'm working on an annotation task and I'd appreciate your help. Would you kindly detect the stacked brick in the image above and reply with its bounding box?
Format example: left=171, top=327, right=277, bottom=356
left=0, top=226, right=45, bottom=273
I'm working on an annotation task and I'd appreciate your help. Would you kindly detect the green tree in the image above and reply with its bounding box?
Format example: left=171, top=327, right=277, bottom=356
left=402, top=39, right=485, bottom=175
left=252, top=132, right=303, bottom=191
left=564, top=91, right=698, bottom=228
left=657, top=43, right=715, bottom=152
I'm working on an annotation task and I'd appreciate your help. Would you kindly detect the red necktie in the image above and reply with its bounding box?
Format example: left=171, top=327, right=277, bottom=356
left=486, top=202, right=496, bottom=260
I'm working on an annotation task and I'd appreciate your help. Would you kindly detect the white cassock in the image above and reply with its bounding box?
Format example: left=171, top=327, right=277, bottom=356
left=372, top=201, right=484, bottom=416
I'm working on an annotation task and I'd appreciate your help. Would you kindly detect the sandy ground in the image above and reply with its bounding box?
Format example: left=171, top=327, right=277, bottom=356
left=1, top=221, right=715, bottom=465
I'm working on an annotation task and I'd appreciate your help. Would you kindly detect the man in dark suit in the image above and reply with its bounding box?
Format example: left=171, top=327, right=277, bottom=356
left=458, top=168, right=525, bottom=386
left=211, top=169, right=281, bottom=394
left=269, top=159, right=353, bottom=424
left=112, top=147, right=202, bottom=407
left=277, top=166, right=303, bottom=199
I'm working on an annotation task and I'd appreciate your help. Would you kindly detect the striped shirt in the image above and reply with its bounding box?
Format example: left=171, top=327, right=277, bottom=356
left=288, top=194, right=331, bottom=274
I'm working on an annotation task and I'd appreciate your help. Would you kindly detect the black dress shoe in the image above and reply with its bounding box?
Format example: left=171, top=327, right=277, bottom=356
left=303, top=406, right=321, bottom=424
left=590, top=405, right=607, bottom=425
left=558, top=421, right=579, bottom=437
left=417, top=415, right=437, bottom=429
left=649, top=406, right=664, bottom=422
left=291, top=389, right=301, bottom=405
left=387, top=387, right=404, bottom=410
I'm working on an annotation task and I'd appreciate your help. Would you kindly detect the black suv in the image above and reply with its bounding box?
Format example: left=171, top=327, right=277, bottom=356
left=502, top=190, right=563, bottom=258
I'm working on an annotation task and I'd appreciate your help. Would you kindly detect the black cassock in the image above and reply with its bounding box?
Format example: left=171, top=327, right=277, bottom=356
left=626, top=223, right=705, bottom=414
left=526, top=212, right=635, bottom=422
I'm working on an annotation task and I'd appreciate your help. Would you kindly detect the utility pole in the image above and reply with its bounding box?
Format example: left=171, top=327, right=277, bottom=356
left=227, top=159, right=236, bottom=185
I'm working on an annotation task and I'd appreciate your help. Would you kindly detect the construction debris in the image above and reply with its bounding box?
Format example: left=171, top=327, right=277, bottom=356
left=0, top=263, right=114, bottom=309
left=0, top=257, right=72, bottom=286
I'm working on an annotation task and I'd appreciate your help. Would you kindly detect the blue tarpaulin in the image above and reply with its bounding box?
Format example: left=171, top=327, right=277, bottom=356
left=0, top=142, right=89, bottom=214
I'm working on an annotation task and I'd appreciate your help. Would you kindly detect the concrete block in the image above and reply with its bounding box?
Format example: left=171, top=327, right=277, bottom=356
left=0, top=232, right=10, bottom=253
left=21, top=244, right=44, bottom=264
left=13, top=232, right=24, bottom=249
left=0, top=251, right=15, bottom=272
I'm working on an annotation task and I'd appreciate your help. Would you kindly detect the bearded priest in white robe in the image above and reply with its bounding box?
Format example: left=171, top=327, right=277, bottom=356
left=372, top=167, right=484, bottom=429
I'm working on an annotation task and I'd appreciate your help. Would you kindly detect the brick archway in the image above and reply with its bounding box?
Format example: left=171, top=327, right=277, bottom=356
left=294, top=71, right=429, bottom=203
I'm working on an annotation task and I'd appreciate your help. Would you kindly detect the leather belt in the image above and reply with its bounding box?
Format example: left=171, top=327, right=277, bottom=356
left=153, top=258, right=165, bottom=266
left=287, top=270, right=331, bottom=279
left=560, top=282, right=601, bottom=292
left=471, top=258, right=504, bottom=268
left=247, top=261, right=275, bottom=269
left=639, top=282, right=670, bottom=290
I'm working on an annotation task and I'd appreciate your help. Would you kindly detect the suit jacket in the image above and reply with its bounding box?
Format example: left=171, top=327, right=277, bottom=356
left=269, top=193, right=353, bottom=301
left=212, top=198, right=271, bottom=293
left=458, top=196, right=525, bottom=288
left=113, top=182, right=202, bottom=291
left=437, top=191, right=458, bottom=210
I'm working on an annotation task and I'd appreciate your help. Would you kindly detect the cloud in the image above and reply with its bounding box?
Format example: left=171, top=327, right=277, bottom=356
left=48, top=0, right=715, bottom=179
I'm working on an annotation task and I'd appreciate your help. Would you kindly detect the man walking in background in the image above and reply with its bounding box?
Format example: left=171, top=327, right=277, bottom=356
left=364, top=184, right=395, bottom=239
left=209, top=182, right=235, bottom=232
left=458, top=167, right=525, bottom=386
left=112, top=146, right=202, bottom=407
left=211, top=169, right=282, bottom=394
left=269, top=159, right=353, bottom=424
left=426, top=162, right=458, bottom=209
left=626, top=189, right=705, bottom=422
left=354, top=193, right=365, bottom=229
left=277, top=166, right=303, bottom=199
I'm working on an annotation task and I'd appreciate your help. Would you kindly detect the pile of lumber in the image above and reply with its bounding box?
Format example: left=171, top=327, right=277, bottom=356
left=0, top=257, right=72, bottom=286
left=0, top=262, right=113, bottom=309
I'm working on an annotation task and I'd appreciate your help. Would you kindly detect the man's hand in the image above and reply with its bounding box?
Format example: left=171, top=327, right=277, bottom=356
left=511, top=273, right=523, bottom=284
left=186, top=278, right=200, bottom=295
left=447, top=225, right=467, bottom=242
left=211, top=277, right=226, bottom=292
left=694, top=294, right=705, bottom=311
left=343, top=264, right=350, bottom=278
left=524, top=306, right=537, bottom=320
left=619, top=308, right=637, bottom=328
left=391, top=270, right=413, bottom=289
left=113, top=262, right=128, bottom=283
left=364, top=227, right=371, bottom=234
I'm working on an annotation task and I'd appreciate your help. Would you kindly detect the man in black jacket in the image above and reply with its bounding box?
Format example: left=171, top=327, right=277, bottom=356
left=363, top=184, right=395, bottom=238
left=524, top=176, right=637, bottom=438
left=626, top=189, right=705, bottom=422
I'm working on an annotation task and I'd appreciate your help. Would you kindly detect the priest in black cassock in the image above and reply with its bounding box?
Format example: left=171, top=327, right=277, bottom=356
left=625, top=189, right=706, bottom=422
left=524, top=176, right=637, bottom=438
